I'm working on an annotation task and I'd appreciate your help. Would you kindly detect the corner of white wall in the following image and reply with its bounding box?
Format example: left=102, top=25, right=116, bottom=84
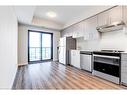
left=0, top=6, right=18, bottom=89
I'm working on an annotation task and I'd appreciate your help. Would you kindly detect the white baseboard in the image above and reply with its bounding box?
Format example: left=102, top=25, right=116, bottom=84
left=18, top=63, right=28, bottom=66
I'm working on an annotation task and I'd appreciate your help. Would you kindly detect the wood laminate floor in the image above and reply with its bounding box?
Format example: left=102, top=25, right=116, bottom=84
left=12, top=61, right=125, bottom=89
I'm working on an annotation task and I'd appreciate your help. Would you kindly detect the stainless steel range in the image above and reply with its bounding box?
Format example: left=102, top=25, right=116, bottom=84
left=92, top=50, right=124, bottom=84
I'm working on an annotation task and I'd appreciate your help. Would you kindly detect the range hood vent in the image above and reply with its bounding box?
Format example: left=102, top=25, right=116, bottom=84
left=96, top=21, right=125, bottom=33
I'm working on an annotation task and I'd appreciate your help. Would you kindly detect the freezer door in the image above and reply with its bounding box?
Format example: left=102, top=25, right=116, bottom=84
left=59, top=37, right=66, bottom=47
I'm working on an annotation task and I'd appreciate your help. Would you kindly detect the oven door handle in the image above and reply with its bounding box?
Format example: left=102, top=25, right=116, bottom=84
left=93, top=54, right=120, bottom=59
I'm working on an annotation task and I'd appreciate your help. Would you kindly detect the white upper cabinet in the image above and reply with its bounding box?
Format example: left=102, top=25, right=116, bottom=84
left=123, top=6, right=127, bottom=25
left=60, top=31, right=64, bottom=37
left=98, top=10, right=110, bottom=26
left=109, top=6, right=123, bottom=24
left=98, top=6, right=123, bottom=27
left=63, top=28, right=70, bottom=37
left=61, top=6, right=124, bottom=39
left=61, top=26, right=73, bottom=37
left=62, top=28, right=67, bottom=37
left=84, top=15, right=100, bottom=40
left=61, top=29, right=66, bottom=37
left=72, top=21, right=85, bottom=38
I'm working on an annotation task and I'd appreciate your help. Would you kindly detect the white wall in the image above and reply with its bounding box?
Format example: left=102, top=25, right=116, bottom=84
left=76, top=28, right=127, bottom=51
left=18, top=24, right=60, bottom=65
left=0, top=7, right=18, bottom=89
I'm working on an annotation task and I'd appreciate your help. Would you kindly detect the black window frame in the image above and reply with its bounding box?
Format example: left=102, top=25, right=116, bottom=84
left=28, top=30, right=53, bottom=63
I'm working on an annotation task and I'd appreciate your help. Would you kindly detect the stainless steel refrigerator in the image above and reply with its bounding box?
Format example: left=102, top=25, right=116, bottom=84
left=58, top=36, right=76, bottom=65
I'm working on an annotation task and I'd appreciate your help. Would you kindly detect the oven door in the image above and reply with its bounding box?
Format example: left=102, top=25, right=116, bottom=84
left=92, top=54, right=120, bottom=84
left=94, top=62, right=119, bottom=77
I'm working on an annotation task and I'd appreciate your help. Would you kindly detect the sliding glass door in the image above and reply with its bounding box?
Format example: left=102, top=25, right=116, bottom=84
left=42, top=34, right=52, bottom=60
left=28, top=30, right=53, bottom=62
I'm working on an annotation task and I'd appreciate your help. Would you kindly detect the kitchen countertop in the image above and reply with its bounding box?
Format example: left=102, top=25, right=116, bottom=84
left=70, top=49, right=127, bottom=54
left=71, top=49, right=93, bottom=51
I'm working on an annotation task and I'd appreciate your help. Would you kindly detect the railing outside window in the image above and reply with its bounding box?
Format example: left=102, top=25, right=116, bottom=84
left=29, top=47, right=51, bottom=61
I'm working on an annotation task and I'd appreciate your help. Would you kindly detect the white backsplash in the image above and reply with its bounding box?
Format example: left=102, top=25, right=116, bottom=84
left=76, top=28, right=127, bottom=51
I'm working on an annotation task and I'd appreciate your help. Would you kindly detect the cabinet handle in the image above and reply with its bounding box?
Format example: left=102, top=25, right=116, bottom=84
left=93, top=54, right=120, bottom=59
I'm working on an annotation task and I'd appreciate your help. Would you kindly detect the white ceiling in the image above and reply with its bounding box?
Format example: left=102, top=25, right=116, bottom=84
left=34, top=6, right=96, bottom=25
left=14, top=6, right=113, bottom=30
left=14, top=6, right=36, bottom=24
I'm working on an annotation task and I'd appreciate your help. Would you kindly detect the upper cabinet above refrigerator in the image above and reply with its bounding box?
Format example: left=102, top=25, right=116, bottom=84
left=72, top=21, right=85, bottom=38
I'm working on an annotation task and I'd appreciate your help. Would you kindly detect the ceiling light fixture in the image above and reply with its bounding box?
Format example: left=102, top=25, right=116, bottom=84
left=46, top=11, right=57, bottom=18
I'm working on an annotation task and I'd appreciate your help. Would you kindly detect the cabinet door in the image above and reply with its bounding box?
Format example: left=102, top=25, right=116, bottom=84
left=61, top=29, right=67, bottom=37
left=61, top=30, right=65, bottom=37
left=70, top=50, right=80, bottom=68
left=61, top=26, right=74, bottom=37
left=70, top=50, right=75, bottom=66
left=79, top=21, right=85, bottom=37
left=85, top=16, right=99, bottom=40
left=123, top=6, right=127, bottom=25
left=98, top=10, right=110, bottom=26
left=72, top=22, right=84, bottom=38
left=73, top=23, right=80, bottom=38
left=67, top=26, right=73, bottom=37
left=121, top=62, right=127, bottom=83
left=121, top=53, right=127, bottom=84
left=109, top=6, right=123, bottom=24
left=73, top=51, right=80, bottom=68
left=64, top=28, right=69, bottom=37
